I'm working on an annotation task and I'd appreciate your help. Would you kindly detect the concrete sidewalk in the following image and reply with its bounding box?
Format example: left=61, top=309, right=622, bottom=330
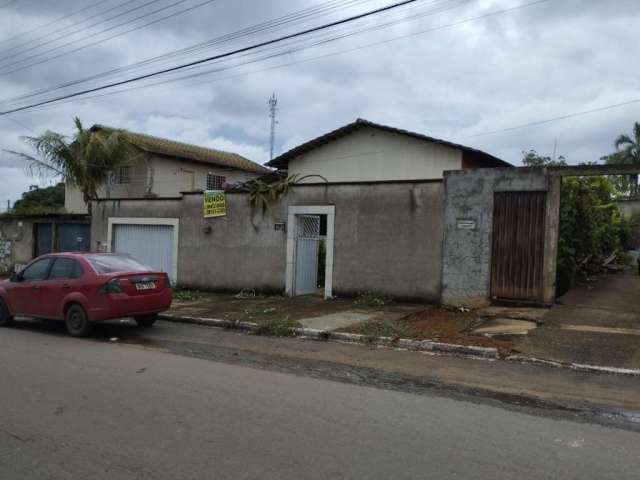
left=514, top=271, right=640, bottom=369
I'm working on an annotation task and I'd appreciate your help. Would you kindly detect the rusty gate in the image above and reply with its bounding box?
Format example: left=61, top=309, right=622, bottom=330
left=490, top=191, right=546, bottom=302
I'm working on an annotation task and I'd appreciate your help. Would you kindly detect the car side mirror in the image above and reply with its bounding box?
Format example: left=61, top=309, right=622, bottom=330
left=9, top=271, right=22, bottom=282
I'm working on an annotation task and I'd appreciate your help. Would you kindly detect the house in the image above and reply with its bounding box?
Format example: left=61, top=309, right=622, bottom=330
left=265, top=118, right=511, bottom=180
left=90, top=118, right=513, bottom=300
left=65, top=126, right=271, bottom=214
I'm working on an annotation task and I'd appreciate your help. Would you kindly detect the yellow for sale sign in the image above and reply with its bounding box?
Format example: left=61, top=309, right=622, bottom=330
left=203, top=190, right=226, bottom=218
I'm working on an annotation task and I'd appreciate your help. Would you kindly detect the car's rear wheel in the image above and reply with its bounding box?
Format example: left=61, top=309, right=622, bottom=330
left=0, top=298, right=13, bottom=327
left=65, top=304, right=91, bottom=337
left=134, top=314, right=158, bottom=328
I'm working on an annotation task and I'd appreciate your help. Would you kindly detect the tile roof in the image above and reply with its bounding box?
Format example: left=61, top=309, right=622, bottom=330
left=266, top=118, right=511, bottom=169
left=91, top=125, right=271, bottom=174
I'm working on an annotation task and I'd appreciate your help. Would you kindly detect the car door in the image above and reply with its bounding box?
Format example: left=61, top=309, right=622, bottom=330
left=43, top=257, right=85, bottom=319
left=8, top=257, right=53, bottom=317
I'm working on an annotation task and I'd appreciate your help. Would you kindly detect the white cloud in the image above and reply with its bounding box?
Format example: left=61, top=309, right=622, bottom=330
left=1, top=0, right=639, bottom=207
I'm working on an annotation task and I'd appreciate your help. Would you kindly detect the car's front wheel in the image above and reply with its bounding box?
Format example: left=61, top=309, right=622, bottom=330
left=65, top=304, right=91, bottom=337
left=134, top=314, right=158, bottom=328
left=0, top=298, right=13, bottom=327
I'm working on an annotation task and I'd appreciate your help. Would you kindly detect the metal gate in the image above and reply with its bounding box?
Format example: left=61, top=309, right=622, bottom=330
left=293, top=215, right=321, bottom=295
left=56, top=223, right=90, bottom=252
left=490, top=192, right=546, bottom=302
left=34, top=223, right=52, bottom=257
left=113, top=224, right=175, bottom=281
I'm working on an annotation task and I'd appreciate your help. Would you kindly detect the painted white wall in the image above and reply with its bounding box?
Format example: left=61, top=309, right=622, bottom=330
left=288, top=127, right=462, bottom=182
left=65, top=183, right=87, bottom=214
left=65, top=156, right=263, bottom=213
left=150, top=156, right=260, bottom=196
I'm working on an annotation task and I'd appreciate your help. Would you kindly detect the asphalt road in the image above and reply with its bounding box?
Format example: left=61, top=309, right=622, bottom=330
left=1, top=324, right=639, bottom=480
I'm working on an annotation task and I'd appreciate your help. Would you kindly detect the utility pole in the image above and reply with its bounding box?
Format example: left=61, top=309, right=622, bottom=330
left=268, top=92, right=278, bottom=161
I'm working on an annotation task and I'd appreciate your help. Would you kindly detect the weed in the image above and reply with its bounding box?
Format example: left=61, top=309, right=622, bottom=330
left=347, top=319, right=415, bottom=339
left=353, top=291, right=393, bottom=307
left=173, top=289, right=207, bottom=302
left=253, top=317, right=302, bottom=337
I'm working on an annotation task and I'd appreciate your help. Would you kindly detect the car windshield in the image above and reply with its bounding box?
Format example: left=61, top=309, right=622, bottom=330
left=86, top=254, right=152, bottom=274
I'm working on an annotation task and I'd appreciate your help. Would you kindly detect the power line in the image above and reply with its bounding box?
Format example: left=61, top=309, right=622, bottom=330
left=0, top=0, right=167, bottom=69
left=0, top=0, right=424, bottom=114
left=0, top=0, right=368, bottom=77
left=1, top=0, right=434, bottom=105
left=0, top=0, right=115, bottom=47
left=0, top=0, right=144, bottom=61
left=461, top=99, right=640, bottom=139
left=10, top=0, right=546, bottom=114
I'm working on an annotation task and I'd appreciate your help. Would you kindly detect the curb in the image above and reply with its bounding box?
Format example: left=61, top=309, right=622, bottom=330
left=506, top=355, right=640, bottom=377
left=158, top=314, right=640, bottom=376
left=158, top=314, right=499, bottom=360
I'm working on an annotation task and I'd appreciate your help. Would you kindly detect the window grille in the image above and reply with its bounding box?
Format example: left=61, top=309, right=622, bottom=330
left=206, top=174, right=225, bottom=190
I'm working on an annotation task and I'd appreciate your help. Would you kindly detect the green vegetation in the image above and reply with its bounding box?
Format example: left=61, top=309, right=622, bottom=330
left=602, top=122, right=640, bottom=198
left=353, top=291, right=393, bottom=307
left=172, top=288, right=207, bottom=302
left=522, top=150, right=632, bottom=294
left=5, top=118, right=134, bottom=214
left=245, top=174, right=328, bottom=221
left=253, top=317, right=302, bottom=337
left=10, top=183, right=64, bottom=215
left=347, top=319, right=415, bottom=341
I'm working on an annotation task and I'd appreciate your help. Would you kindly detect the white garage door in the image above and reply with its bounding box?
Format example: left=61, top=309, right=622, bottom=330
left=113, top=224, right=176, bottom=281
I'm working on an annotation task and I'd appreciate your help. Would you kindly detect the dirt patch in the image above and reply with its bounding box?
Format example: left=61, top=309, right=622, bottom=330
left=342, top=308, right=516, bottom=356
left=167, top=291, right=425, bottom=325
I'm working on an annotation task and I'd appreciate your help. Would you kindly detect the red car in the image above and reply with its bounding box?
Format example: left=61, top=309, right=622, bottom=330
left=0, top=252, right=172, bottom=337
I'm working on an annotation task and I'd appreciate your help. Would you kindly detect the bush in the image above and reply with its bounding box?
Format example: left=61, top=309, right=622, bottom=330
left=557, top=176, right=632, bottom=293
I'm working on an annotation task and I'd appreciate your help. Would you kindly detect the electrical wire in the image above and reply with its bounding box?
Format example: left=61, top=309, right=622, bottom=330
left=9, top=0, right=549, bottom=115
left=0, top=0, right=109, bottom=47
left=0, top=0, right=145, bottom=60
left=2, top=0, right=451, bottom=105
left=0, top=0, right=426, bottom=114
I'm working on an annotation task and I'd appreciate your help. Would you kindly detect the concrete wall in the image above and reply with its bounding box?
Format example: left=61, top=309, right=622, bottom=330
left=91, top=181, right=445, bottom=301
left=0, top=217, right=34, bottom=275
left=441, top=168, right=553, bottom=307
left=289, top=127, right=462, bottom=183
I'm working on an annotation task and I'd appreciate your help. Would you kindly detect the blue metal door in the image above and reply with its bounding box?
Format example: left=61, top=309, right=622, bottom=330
left=34, top=223, right=53, bottom=257
left=57, top=223, right=91, bottom=252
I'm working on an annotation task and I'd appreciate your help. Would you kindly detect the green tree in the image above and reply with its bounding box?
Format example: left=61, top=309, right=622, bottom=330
left=11, top=183, right=65, bottom=214
left=603, top=122, right=640, bottom=197
left=521, top=149, right=567, bottom=167
left=519, top=151, right=631, bottom=294
left=5, top=118, right=133, bottom=214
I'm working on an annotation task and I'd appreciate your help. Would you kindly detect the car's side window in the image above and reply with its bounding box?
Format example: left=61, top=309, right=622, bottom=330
left=49, top=258, right=81, bottom=280
left=21, top=258, right=52, bottom=282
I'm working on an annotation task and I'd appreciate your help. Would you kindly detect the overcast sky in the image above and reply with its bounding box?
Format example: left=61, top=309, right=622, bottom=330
left=0, top=0, right=638, bottom=209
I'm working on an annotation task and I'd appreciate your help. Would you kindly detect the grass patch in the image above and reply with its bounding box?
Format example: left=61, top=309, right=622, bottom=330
left=346, top=319, right=415, bottom=339
left=253, top=317, right=302, bottom=337
left=173, top=288, right=207, bottom=302
left=353, top=291, right=393, bottom=307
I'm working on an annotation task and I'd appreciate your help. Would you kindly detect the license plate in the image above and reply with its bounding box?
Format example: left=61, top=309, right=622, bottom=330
left=135, top=282, right=156, bottom=291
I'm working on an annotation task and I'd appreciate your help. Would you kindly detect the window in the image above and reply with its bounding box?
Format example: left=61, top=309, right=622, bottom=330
left=49, top=258, right=83, bottom=280
left=116, top=166, right=131, bottom=184
left=21, top=258, right=52, bottom=281
left=86, top=254, right=151, bottom=274
left=206, top=174, right=225, bottom=191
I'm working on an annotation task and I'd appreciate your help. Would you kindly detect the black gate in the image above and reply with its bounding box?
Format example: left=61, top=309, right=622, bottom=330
left=490, top=192, right=546, bottom=302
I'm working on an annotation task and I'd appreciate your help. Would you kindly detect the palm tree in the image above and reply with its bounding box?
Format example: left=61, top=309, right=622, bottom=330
left=605, top=122, right=640, bottom=197
left=6, top=118, right=133, bottom=213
